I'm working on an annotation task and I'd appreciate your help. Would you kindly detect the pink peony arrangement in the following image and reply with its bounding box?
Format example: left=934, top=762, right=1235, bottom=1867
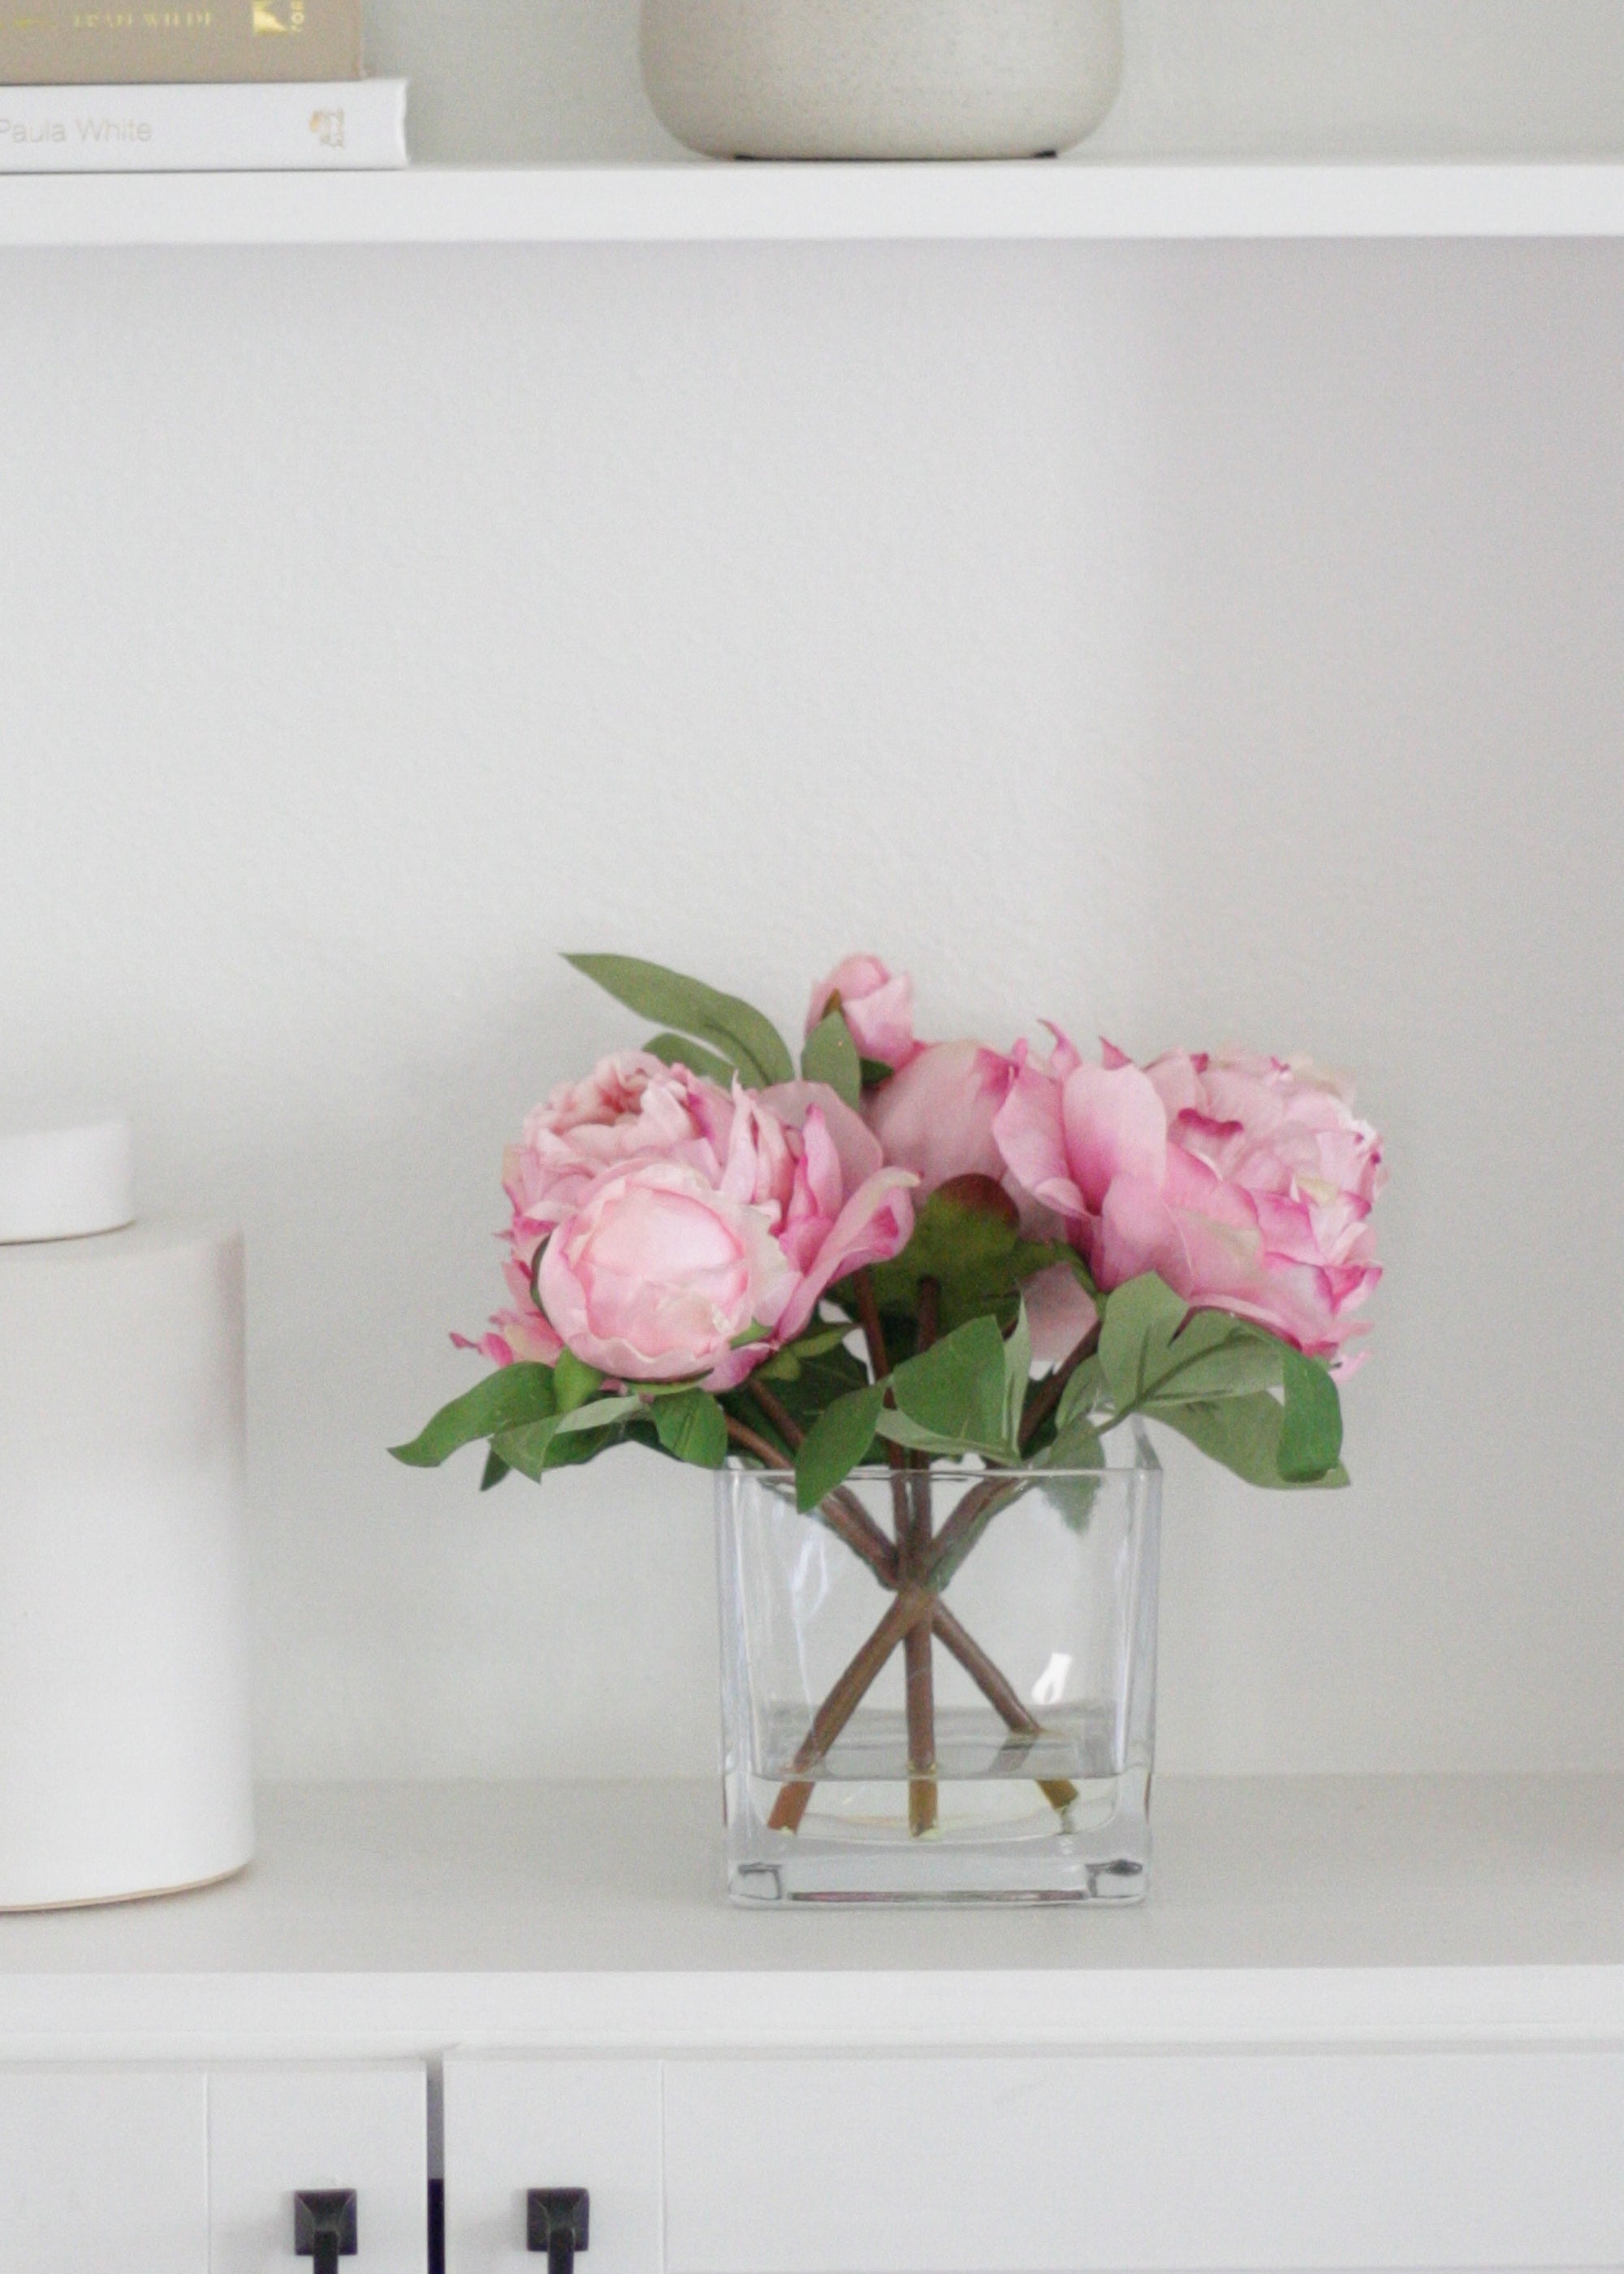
left=395, top=953, right=1383, bottom=1506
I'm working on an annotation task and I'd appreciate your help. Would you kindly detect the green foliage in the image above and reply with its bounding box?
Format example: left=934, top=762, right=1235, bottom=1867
left=652, top=1388, right=730, bottom=1468
left=1279, top=1347, right=1345, bottom=1481
left=390, top=1364, right=555, bottom=1468
left=795, top=1382, right=886, bottom=1512
left=1091, top=1273, right=1345, bottom=1488
left=801, top=1009, right=862, bottom=1107
left=565, top=953, right=794, bottom=1087
left=492, top=1393, right=645, bottom=1481
left=866, top=1183, right=1067, bottom=1335
left=1155, top=1392, right=1348, bottom=1491
left=553, top=1349, right=606, bottom=1414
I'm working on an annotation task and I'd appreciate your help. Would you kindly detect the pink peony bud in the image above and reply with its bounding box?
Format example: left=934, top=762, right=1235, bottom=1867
left=806, top=954, right=921, bottom=1072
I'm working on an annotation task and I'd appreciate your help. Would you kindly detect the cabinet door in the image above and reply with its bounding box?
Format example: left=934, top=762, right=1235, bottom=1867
left=0, top=2066, right=208, bottom=2273
left=663, top=2049, right=1624, bottom=2272
left=443, top=2056, right=662, bottom=2274
left=209, top=2061, right=430, bottom=2274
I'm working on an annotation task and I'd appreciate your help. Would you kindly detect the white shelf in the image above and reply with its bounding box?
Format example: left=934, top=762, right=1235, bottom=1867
left=6, top=159, right=1624, bottom=249
left=0, top=1776, right=1621, bottom=2056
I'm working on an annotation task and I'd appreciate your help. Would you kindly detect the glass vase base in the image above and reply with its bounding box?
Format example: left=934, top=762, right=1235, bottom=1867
left=724, top=1763, right=1151, bottom=1907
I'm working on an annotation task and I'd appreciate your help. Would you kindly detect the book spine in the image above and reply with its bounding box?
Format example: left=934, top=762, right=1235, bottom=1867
left=0, top=76, right=405, bottom=166
left=0, top=1, right=364, bottom=85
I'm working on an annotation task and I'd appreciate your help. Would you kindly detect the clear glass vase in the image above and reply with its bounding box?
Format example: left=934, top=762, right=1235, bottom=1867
left=715, top=1425, right=1161, bottom=1906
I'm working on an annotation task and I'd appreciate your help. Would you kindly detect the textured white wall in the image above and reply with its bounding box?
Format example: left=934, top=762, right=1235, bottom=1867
left=3, top=236, right=1622, bottom=1779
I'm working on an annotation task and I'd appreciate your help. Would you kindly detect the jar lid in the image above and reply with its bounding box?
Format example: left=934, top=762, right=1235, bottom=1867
left=0, top=1119, right=136, bottom=1243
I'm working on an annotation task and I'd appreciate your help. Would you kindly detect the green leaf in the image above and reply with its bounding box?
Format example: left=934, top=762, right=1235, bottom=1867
left=866, top=1185, right=1065, bottom=1336
left=1040, top=1415, right=1106, bottom=1471
left=492, top=1394, right=643, bottom=1481
left=796, top=1381, right=885, bottom=1511
left=1002, top=1299, right=1033, bottom=1446
left=566, top=953, right=795, bottom=1087
left=1099, top=1276, right=1286, bottom=1413
left=652, top=1388, right=729, bottom=1468
left=554, top=1349, right=605, bottom=1415
left=1153, top=1392, right=1349, bottom=1491
left=554, top=1393, right=643, bottom=1436
left=859, top=1057, right=895, bottom=1090
left=479, top=1448, right=512, bottom=1492
left=390, top=1364, right=555, bottom=1468
left=887, top=1313, right=1019, bottom=1462
left=760, top=1321, right=854, bottom=1380
left=490, top=1416, right=561, bottom=1480
left=1278, top=1347, right=1344, bottom=1482
left=801, top=1010, right=862, bottom=1108
left=1054, top=1352, right=1105, bottom=1433
left=644, top=1031, right=737, bottom=1086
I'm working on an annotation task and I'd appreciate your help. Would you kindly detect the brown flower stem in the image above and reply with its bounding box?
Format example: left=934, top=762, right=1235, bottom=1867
left=747, top=1378, right=806, bottom=1450
left=921, top=1472, right=1023, bottom=1591
left=903, top=1464, right=938, bottom=1835
left=917, top=1274, right=941, bottom=1355
left=932, top=1601, right=1079, bottom=1816
left=725, top=1416, right=792, bottom=1468
left=726, top=1417, right=897, bottom=1586
left=1019, top=1322, right=1101, bottom=1451
left=767, top=1585, right=936, bottom=1833
left=851, top=1267, right=890, bottom=1384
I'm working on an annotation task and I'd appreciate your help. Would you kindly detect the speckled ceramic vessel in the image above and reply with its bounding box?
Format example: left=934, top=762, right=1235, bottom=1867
left=640, top=0, right=1124, bottom=162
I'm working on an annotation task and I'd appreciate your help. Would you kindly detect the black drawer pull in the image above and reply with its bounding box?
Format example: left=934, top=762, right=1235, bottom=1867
left=295, top=2189, right=359, bottom=2274
left=528, top=2186, right=590, bottom=2274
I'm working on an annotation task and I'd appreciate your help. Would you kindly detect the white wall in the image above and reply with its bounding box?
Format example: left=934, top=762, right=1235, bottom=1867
left=3, top=234, right=1622, bottom=1780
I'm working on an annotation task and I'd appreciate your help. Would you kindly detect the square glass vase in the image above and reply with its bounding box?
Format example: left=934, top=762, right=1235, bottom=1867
left=716, top=1424, right=1161, bottom=1906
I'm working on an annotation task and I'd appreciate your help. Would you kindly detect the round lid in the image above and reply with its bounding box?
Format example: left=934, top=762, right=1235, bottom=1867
left=0, top=1119, right=136, bottom=1243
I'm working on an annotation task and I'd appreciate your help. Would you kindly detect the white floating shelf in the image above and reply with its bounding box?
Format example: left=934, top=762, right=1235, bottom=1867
left=6, top=159, right=1624, bottom=249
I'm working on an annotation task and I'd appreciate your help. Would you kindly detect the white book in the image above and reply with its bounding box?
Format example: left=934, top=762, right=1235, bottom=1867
left=0, top=78, right=407, bottom=171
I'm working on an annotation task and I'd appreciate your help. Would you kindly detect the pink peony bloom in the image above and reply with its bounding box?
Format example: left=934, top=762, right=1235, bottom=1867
left=866, top=1038, right=1020, bottom=1196
left=469, top=1073, right=917, bottom=1393
left=503, top=1050, right=732, bottom=1248
left=994, top=1034, right=1384, bottom=1363
left=806, top=954, right=921, bottom=1072
left=538, top=1160, right=799, bottom=1389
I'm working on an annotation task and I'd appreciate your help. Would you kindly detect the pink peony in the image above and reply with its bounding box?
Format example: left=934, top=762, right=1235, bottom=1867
left=865, top=1038, right=1020, bottom=1196
left=538, top=1160, right=799, bottom=1389
left=994, top=1035, right=1384, bottom=1362
left=469, top=1073, right=917, bottom=1392
left=806, top=954, right=920, bottom=1072
left=503, top=1050, right=732, bottom=1245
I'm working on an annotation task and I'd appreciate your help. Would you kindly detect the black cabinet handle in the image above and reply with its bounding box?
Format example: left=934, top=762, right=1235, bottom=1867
left=295, top=2189, right=358, bottom=2274
left=527, top=2187, right=590, bottom=2274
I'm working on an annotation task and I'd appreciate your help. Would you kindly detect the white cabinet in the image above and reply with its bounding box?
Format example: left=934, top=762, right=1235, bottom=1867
left=443, top=2056, right=662, bottom=2274
left=210, top=2062, right=429, bottom=2274
left=0, top=2060, right=427, bottom=2272
left=446, top=2047, right=1624, bottom=2274
left=0, top=2067, right=209, bottom=2273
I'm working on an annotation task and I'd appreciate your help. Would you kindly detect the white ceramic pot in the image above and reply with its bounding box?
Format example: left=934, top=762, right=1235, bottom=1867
left=640, top=0, right=1124, bottom=162
left=0, top=1126, right=253, bottom=1910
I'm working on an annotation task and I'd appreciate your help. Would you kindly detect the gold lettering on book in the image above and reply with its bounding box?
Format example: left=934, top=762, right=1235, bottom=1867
left=253, top=0, right=306, bottom=32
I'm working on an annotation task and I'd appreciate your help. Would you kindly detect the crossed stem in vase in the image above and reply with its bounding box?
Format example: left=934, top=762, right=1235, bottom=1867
left=765, top=1463, right=1081, bottom=1836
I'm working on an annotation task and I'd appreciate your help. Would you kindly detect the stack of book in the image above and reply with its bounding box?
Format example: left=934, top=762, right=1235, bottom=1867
left=0, top=1, right=406, bottom=170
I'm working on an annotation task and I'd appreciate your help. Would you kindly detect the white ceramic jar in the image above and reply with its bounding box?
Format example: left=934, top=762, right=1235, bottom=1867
left=0, top=1123, right=254, bottom=1909
left=641, top=0, right=1125, bottom=162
